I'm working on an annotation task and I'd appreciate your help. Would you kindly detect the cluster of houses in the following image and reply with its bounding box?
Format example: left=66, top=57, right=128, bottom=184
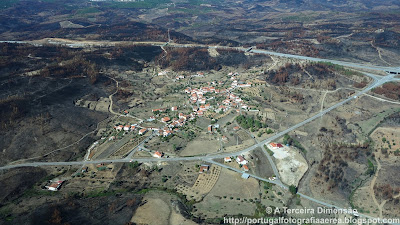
left=154, top=106, right=197, bottom=137
left=229, top=72, right=252, bottom=88
left=114, top=124, right=148, bottom=136
left=186, top=86, right=221, bottom=105
left=183, top=72, right=252, bottom=117
left=224, top=155, right=250, bottom=172
left=112, top=72, right=253, bottom=142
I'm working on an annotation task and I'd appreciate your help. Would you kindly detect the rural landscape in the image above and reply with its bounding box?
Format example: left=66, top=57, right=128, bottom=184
left=1, top=0, right=400, bottom=224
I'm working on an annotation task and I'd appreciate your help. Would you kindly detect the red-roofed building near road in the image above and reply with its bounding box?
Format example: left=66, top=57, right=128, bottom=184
left=208, top=125, right=213, bottom=133
left=224, top=157, right=232, bottom=162
left=153, top=151, right=163, bottom=158
left=242, top=165, right=249, bottom=172
left=115, top=125, right=124, bottom=131
left=139, top=128, right=147, bottom=135
left=199, top=165, right=209, bottom=173
left=267, top=142, right=284, bottom=150
left=236, top=155, right=248, bottom=165
left=171, top=106, right=178, bottom=111
left=162, top=117, right=171, bottom=122
left=233, top=126, right=240, bottom=131
left=46, top=180, right=64, bottom=191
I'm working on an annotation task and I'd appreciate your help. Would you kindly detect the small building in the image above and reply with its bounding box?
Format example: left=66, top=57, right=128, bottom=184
left=123, top=125, right=130, bottom=131
left=115, top=125, right=124, bottom=131
left=171, top=106, right=178, bottom=111
left=153, top=151, right=163, bottom=158
left=241, top=173, right=250, bottom=179
left=139, top=128, right=147, bottom=135
left=268, top=142, right=284, bottom=150
left=224, top=157, right=231, bottom=162
left=242, top=165, right=249, bottom=172
left=236, top=155, right=248, bottom=165
left=163, top=129, right=172, bottom=137
left=81, top=167, right=88, bottom=173
left=207, top=125, right=213, bottom=133
left=162, top=117, right=171, bottom=123
left=46, top=180, right=64, bottom=191
left=233, top=126, right=240, bottom=131
left=199, top=165, right=209, bottom=173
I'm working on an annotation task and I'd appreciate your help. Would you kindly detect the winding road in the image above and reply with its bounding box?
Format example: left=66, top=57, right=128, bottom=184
left=1, top=38, right=400, bottom=224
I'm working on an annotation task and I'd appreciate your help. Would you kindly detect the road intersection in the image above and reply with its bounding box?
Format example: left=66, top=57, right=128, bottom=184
left=1, top=39, right=400, bottom=224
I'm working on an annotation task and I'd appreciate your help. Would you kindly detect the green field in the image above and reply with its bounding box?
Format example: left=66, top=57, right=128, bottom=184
left=361, top=107, right=400, bottom=135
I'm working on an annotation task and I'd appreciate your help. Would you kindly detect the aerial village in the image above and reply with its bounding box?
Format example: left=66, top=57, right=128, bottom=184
left=108, top=71, right=254, bottom=158
left=44, top=70, right=291, bottom=192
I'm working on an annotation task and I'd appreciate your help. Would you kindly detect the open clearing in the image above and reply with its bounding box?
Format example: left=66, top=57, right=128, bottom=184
left=269, top=146, right=308, bottom=186
left=193, top=168, right=260, bottom=218
left=131, top=191, right=197, bottom=225
left=179, top=135, right=220, bottom=156
left=176, top=165, right=221, bottom=201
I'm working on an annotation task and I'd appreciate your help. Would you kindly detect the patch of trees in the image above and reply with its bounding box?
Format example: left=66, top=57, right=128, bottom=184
left=265, top=62, right=337, bottom=89
left=0, top=96, right=28, bottom=130
left=314, top=143, right=370, bottom=191
left=304, top=63, right=336, bottom=79
left=235, top=115, right=266, bottom=131
left=374, top=184, right=400, bottom=201
left=157, top=47, right=220, bottom=71
left=374, top=31, right=400, bottom=48
left=115, top=89, right=133, bottom=101
left=373, top=82, right=400, bottom=100
left=289, top=185, right=298, bottom=195
left=267, top=63, right=301, bottom=84
left=214, top=49, right=248, bottom=66
left=40, top=55, right=99, bottom=84
left=318, top=62, right=363, bottom=77
left=283, top=134, right=306, bottom=153
left=256, top=40, right=320, bottom=57
left=353, top=81, right=367, bottom=88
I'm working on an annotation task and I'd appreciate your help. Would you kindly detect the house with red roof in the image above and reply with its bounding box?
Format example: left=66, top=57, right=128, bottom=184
left=153, top=151, right=163, bottom=158
left=236, top=155, right=248, bottom=165
left=45, top=180, right=64, bottom=191
left=199, top=165, right=209, bottom=173
left=267, top=142, right=284, bottom=150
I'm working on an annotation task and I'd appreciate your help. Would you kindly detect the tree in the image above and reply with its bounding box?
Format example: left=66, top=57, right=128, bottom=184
left=289, top=185, right=297, bottom=195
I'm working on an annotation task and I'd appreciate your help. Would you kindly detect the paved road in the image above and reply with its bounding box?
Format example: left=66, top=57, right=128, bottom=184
left=205, top=159, right=400, bottom=225
left=125, top=131, right=155, bottom=158
left=166, top=43, right=400, bottom=73
left=241, top=125, right=282, bottom=183
left=2, top=39, right=400, bottom=73
left=1, top=74, right=395, bottom=171
left=1, top=39, right=400, bottom=224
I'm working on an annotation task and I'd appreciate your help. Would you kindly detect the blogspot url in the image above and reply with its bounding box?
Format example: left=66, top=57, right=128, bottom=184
left=223, top=217, right=400, bottom=225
